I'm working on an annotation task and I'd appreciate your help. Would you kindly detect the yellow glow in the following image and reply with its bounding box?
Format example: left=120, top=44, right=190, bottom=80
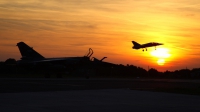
left=157, top=58, right=165, bottom=66
left=151, top=48, right=170, bottom=58
left=150, top=48, right=171, bottom=66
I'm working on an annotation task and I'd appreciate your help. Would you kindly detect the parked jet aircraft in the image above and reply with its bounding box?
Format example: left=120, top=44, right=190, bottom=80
left=132, top=41, right=163, bottom=51
left=16, top=42, right=94, bottom=76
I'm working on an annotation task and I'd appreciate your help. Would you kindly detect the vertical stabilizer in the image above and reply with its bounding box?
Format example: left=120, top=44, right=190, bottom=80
left=132, top=41, right=141, bottom=49
left=16, top=42, right=45, bottom=60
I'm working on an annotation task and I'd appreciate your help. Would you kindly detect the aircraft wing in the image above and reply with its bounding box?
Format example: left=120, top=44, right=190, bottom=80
left=142, top=42, right=163, bottom=48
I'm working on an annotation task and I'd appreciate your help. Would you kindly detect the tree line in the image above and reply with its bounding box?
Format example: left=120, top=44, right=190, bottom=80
left=1, top=58, right=200, bottom=79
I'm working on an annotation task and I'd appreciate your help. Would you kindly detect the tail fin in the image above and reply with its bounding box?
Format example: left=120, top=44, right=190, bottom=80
left=16, top=42, right=45, bottom=60
left=132, top=41, right=141, bottom=49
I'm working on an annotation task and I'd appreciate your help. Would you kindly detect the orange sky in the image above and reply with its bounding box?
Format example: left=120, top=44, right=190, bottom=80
left=1, top=0, right=200, bottom=71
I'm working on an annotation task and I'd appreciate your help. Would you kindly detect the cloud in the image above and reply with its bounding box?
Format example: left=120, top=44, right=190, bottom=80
left=0, top=0, right=123, bottom=14
left=0, top=18, right=98, bottom=31
left=0, top=1, right=62, bottom=12
left=0, top=43, right=15, bottom=47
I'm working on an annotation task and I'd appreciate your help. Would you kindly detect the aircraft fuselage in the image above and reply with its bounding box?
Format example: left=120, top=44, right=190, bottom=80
left=132, top=41, right=163, bottom=51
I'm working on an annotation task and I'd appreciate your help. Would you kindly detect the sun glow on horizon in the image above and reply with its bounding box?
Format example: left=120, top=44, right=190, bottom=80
left=157, top=58, right=165, bottom=66
left=151, top=48, right=170, bottom=58
left=150, top=48, right=171, bottom=66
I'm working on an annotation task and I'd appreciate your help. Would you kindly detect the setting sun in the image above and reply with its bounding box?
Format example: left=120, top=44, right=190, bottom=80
left=150, top=48, right=170, bottom=58
left=157, top=58, right=165, bottom=66
left=150, top=48, right=171, bottom=66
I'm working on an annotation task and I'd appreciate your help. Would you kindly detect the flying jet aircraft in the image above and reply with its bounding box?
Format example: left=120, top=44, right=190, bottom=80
left=16, top=42, right=94, bottom=76
left=132, top=41, right=163, bottom=51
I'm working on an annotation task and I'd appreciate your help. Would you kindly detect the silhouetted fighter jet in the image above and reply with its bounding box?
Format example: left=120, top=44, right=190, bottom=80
left=16, top=42, right=94, bottom=76
left=132, top=41, right=163, bottom=51
left=16, top=42, right=93, bottom=63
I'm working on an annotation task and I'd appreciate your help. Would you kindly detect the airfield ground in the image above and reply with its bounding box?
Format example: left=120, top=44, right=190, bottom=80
left=0, top=78, right=200, bottom=112
left=0, top=78, right=200, bottom=95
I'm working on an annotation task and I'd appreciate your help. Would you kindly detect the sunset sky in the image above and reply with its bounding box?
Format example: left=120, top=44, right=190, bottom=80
left=1, top=0, right=200, bottom=71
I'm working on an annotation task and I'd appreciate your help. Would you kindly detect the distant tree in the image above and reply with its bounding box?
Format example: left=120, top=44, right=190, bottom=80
left=137, top=67, right=147, bottom=77
left=148, top=68, right=159, bottom=78
left=0, top=61, right=5, bottom=72
left=125, top=64, right=137, bottom=77
left=163, top=70, right=173, bottom=78
left=0, top=61, right=4, bottom=66
left=3, top=58, right=17, bottom=75
left=4, top=58, right=17, bottom=65
left=172, top=69, right=191, bottom=79
left=178, top=69, right=191, bottom=79
left=191, top=68, right=200, bottom=78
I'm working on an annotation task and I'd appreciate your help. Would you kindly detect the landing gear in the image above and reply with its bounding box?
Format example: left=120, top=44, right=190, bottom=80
left=142, top=48, right=147, bottom=51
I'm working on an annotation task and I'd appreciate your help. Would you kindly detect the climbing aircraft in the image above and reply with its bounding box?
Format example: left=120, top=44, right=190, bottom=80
left=132, top=41, right=163, bottom=51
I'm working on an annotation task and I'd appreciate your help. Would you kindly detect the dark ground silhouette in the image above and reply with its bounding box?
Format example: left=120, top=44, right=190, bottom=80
left=1, top=58, right=200, bottom=79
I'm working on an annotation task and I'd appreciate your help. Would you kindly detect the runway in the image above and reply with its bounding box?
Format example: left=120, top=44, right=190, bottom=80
left=0, top=78, right=200, bottom=112
left=0, top=78, right=200, bottom=93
